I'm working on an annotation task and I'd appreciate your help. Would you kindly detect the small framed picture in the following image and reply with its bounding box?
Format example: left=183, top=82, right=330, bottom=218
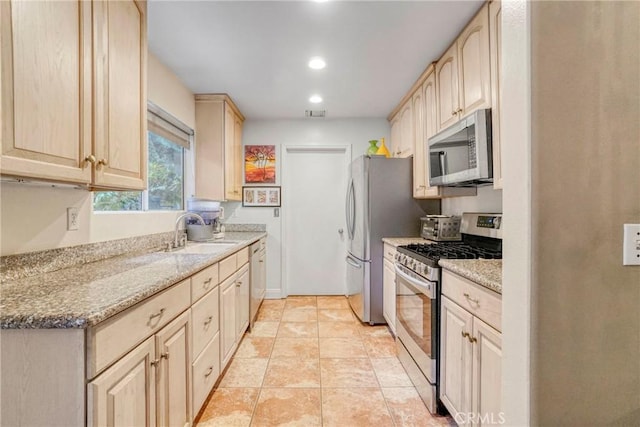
left=242, top=186, right=281, bottom=207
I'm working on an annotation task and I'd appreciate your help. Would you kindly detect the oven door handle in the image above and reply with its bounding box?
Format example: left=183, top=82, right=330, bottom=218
left=394, top=264, right=436, bottom=299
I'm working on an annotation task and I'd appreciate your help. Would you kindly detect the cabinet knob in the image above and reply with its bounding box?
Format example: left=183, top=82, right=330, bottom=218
left=457, top=108, right=463, bottom=114
left=97, top=159, right=108, bottom=169
left=160, top=352, right=169, bottom=360
left=150, top=359, right=160, bottom=367
left=451, top=111, right=457, bottom=116
left=204, top=316, right=213, bottom=326
left=84, top=154, right=97, bottom=165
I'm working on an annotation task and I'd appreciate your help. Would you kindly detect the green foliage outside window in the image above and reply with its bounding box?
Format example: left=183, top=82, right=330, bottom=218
left=93, top=131, right=184, bottom=211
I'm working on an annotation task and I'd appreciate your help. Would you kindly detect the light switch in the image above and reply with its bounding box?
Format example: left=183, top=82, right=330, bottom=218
left=623, top=224, right=640, bottom=266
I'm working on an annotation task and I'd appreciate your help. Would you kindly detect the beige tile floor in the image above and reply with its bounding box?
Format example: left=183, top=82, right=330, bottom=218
left=196, top=296, right=455, bottom=427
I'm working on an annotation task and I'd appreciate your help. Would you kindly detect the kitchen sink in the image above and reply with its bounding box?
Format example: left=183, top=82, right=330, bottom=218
left=173, top=242, right=238, bottom=254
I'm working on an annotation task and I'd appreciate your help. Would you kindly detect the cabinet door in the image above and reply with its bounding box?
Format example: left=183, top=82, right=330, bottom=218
left=389, top=116, right=401, bottom=158
left=88, top=336, right=156, bottom=427
left=472, top=318, right=502, bottom=427
left=0, top=0, right=92, bottom=184
left=223, top=105, right=237, bottom=200
left=398, top=101, right=413, bottom=158
left=233, top=115, right=244, bottom=199
left=422, top=72, right=441, bottom=198
left=258, top=248, right=267, bottom=300
left=457, top=4, right=491, bottom=116
left=155, top=310, right=191, bottom=427
left=382, top=258, right=396, bottom=335
left=412, top=85, right=426, bottom=198
left=236, top=265, right=250, bottom=338
left=489, top=0, right=503, bottom=190
left=220, top=274, right=237, bottom=367
left=194, top=99, right=225, bottom=200
left=436, top=43, right=459, bottom=131
left=93, top=0, right=147, bottom=190
left=440, top=296, right=473, bottom=421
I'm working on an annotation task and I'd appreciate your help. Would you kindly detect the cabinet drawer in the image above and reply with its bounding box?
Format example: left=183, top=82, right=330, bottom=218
left=383, top=243, right=397, bottom=262
left=237, top=247, right=249, bottom=267
left=219, top=253, right=237, bottom=281
left=191, top=263, right=219, bottom=303
left=87, top=279, right=191, bottom=378
left=441, top=270, right=502, bottom=332
left=192, top=333, right=220, bottom=415
left=260, top=238, right=266, bottom=251
left=192, top=286, right=220, bottom=359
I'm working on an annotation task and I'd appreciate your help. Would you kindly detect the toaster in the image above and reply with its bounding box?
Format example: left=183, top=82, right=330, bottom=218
left=420, top=215, right=462, bottom=241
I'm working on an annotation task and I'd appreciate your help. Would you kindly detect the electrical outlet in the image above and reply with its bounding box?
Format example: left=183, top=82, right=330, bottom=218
left=67, top=207, right=79, bottom=231
left=219, top=206, right=225, bottom=220
left=623, top=224, right=640, bottom=266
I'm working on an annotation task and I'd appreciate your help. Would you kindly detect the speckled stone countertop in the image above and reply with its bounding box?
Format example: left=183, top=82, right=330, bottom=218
left=438, top=259, right=502, bottom=294
left=0, top=231, right=266, bottom=329
left=381, top=237, right=428, bottom=247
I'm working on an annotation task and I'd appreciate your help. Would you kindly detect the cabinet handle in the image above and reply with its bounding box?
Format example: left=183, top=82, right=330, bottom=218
left=161, top=352, right=169, bottom=360
left=461, top=331, right=470, bottom=339
left=456, top=108, right=463, bottom=114
left=463, top=293, right=480, bottom=305
left=233, top=190, right=240, bottom=194
left=451, top=111, right=457, bottom=116
left=97, top=159, right=108, bottom=169
left=149, top=308, right=166, bottom=319
left=84, top=154, right=96, bottom=166
left=259, top=260, right=264, bottom=263
left=204, top=316, right=213, bottom=326
left=469, top=336, right=478, bottom=344
left=203, top=277, right=213, bottom=286
left=204, top=366, right=214, bottom=377
left=150, top=359, right=160, bottom=368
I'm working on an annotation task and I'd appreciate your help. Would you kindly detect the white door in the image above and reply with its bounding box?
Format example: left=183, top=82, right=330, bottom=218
left=283, top=145, right=350, bottom=295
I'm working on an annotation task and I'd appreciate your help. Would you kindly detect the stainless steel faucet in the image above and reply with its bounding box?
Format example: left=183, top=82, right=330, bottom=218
left=174, top=213, right=206, bottom=248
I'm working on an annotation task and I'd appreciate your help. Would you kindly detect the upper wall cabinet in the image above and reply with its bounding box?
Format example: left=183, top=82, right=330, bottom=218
left=436, top=3, right=491, bottom=132
left=389, top=99, right=413, bottom=159
left=0, top=0, right=147, bottom=191
left=489, top=0, right=503, bottom=189
left=92, top=0, right=147, bottom=190
left=195, top=94, right=244, bottom=201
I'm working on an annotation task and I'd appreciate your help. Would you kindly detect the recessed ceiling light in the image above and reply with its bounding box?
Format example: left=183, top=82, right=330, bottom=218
left=309, top=95, right=323, bottom=104
left=308, top=57, right=326, bottom=70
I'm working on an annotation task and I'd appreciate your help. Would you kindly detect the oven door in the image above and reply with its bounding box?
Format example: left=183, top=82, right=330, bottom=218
left=395, top=263, right=437, bottom=384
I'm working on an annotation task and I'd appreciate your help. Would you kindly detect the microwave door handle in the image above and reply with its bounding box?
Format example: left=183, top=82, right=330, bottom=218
left=438, top=151, right=447, bottom=176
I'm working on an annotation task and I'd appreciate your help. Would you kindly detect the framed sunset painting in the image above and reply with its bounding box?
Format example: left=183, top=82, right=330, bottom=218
left=245, top=145, right=276, bottom=184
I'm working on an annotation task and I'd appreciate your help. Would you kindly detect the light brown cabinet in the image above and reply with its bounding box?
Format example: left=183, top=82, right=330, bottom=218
left=195, top=94, right=245, bottom=201
left=440, top=270, right=502, bottom=426
left=436, top=3, right=491, bottom=132
left=88, top=309, right=191, bottom=427
left=489, top=0, right=503, bottom=189
left=390, top=100, right=413, bottom=158
left=0, top=0, right=147, bottom=190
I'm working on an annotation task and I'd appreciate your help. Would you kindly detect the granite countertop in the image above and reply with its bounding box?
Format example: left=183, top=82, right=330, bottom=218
left=438, top=259, right=502, bottom=294
left=382, top=237, right=427, bottom=247
left=0, top=231, right=266, bottom=329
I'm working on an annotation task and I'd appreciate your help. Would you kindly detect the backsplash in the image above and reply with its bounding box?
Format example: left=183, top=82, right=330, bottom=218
left=223, top=223, right=267, bottom=232
left=0, top=232, right=174, bottom=282
left=440, top=186, right=503, bottom=216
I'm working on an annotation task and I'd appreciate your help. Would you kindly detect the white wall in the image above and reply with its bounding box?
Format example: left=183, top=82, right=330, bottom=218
left=0, top=52, right=196, bottom=256
left=223, top=118, right=390, bottom=297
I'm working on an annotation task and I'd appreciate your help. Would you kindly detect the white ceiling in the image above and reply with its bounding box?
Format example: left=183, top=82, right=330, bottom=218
left=148, top=0, right=485, bottom=120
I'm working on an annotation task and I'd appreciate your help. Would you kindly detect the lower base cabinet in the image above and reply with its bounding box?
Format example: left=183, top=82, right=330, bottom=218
left=382, top=258, right=396, bottom=334
left=88, top=310, right=191, bottom=427
left=440, top=271, right=502, bottom=426
left=1, top=243, right=257, bottom=427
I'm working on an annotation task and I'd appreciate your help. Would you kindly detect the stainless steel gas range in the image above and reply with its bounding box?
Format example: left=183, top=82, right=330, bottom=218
left=394, top=212, right=503, bottom=415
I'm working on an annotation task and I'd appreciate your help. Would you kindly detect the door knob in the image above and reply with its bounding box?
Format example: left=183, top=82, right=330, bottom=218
left=338, top=229, right=344, bottom=234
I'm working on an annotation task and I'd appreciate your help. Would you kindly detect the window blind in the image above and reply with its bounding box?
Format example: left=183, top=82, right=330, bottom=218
left=147, top=101, right=194, bottom=149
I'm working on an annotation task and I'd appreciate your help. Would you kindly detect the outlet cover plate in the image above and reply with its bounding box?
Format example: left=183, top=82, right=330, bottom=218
left=623, top=224, right=640, bottom=265
left=67, top=207, right=79, bottom=231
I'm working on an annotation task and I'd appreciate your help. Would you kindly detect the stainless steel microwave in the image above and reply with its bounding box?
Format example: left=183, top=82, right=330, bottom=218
left=427, top=108, right=492, bottom=187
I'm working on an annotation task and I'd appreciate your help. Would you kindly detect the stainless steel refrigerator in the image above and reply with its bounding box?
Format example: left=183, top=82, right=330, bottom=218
left=345, top=155, right=439, bottom=324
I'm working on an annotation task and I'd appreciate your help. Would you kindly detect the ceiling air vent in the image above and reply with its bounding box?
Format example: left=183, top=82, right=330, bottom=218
left=305, top=110, right=326, bottom=118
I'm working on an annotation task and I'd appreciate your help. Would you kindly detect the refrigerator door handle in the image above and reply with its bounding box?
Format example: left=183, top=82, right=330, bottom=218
left=346, top=254, right=362, bottom=269
left=345, top=179, right=355, bottom=240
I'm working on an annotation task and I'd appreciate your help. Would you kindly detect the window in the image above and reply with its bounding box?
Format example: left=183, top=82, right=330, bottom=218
left=93, top=102, right=193, bottom=212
